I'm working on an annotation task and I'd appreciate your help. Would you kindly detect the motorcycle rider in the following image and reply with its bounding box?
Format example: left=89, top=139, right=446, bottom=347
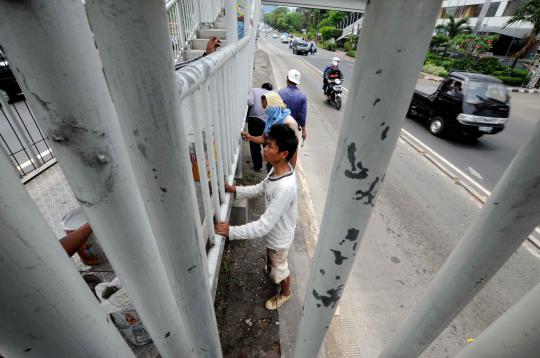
left=323, top=57, right=344, bottom=96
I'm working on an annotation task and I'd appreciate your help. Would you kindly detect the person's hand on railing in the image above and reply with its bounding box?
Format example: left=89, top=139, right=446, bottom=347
left=241, top=131, right=252, bottom=141
left=215, top=222, right=230, bottom=237
left=205, top=37, right=221, bottom=55
left=224, top=183, right=236, bottom=193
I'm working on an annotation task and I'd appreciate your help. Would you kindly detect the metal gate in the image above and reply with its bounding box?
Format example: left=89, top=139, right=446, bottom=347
left=0, top=51, right=55, bottom=181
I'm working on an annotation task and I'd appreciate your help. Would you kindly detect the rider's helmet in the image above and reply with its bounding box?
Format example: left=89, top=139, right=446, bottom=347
left=331, top=57, right=340, bottom=67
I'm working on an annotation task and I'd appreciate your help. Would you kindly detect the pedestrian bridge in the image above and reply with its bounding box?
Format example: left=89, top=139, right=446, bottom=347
left=0, top=1, right=539, bottom=357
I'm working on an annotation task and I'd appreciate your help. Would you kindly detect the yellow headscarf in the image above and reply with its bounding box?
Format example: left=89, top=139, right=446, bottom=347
left=263, top=92, right=291, bottom=135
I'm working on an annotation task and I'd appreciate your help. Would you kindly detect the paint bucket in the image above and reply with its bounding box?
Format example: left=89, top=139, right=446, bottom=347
left=62, top=208, right=107, bottom=266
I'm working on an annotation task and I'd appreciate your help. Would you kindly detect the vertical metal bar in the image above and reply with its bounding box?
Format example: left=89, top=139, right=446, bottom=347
left=0, top=105, right=36, bottom=174
left=227, top=62, right=236, bottom=169
left=85, top=2, right=222, bottom=356
left=292, top=1, right=444, bottom=357
left=215, top=73, right=229, bottom=178
left=182, top=1, right=189, bottom=46
left=197, top=0, right=202, bottom=24
left=0, top=93, right=42, bottom=167
left=380, top=119, right=540, bottom=358
left=0, top=2, right=194, bottom=356
left=225, top=0, right=238, bottom=43
left=24, top=100, right=52, bottom=157
left=184, top=0, right=190, bottom=43
left=167, top=9, right=174, bottom=56
left=228, top=59, right=236, bottom=145
left=455, top=283, right=540, bottom=358
left=225, top=62, right=234, bottom=176
left=0, top=130, right=25, bottom=175
left=218, top=69, right=232, bottom=176
left=191, top=0, right=196, bottom=39
left=201, top=81, right=221, bottom=216
left=189, top=93, right=217, bottom=245
left=210, top=76, right=228, bottom=200
left=0, top=151, right=134, bottom=358
left=168, top=10, right=177, bottom=61
left=11, top=103, right=43, bottom=160
left=175, top=5, right=185, bottom=53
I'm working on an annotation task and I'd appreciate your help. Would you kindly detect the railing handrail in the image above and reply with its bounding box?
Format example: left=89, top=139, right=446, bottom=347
left=175, top=36, right=251, bottom=100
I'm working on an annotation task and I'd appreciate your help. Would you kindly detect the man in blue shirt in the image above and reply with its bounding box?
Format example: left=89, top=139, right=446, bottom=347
left=278, top=69, right=307, bottom=142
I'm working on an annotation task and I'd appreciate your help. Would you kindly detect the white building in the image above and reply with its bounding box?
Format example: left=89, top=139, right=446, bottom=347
left=438, top=0, right=533, bottom=39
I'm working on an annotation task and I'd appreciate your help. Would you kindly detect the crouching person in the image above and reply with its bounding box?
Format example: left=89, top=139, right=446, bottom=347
left=215, top=124, right=298, bottom=310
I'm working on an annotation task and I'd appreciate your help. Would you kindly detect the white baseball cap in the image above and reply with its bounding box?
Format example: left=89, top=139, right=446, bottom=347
left=332, top=57, right=340, bottom=66
left=287, top=69, right=301, bottom=84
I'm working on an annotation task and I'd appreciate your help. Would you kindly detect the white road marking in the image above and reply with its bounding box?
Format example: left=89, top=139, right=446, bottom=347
left=466, top=166, right=484, bottom=181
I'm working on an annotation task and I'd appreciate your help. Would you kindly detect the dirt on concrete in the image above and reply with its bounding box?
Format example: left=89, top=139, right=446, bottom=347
left=213, top=47, right=282, bottom=358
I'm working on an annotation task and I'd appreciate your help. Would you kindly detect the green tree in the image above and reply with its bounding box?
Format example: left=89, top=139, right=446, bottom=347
left=264, top=7, right=289, bottom=32
left=430, top=33, right=449, bottom=51
left=286, top=12, right=303, bottom=33
left=435, top=15, right=471, bottom=59
left=320, top=26, right=342, bottom=41
left=506, top=0, right=540, bottom=67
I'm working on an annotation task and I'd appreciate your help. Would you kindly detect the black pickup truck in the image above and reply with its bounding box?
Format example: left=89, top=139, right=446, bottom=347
left=407, top=71, right=510, bottom=138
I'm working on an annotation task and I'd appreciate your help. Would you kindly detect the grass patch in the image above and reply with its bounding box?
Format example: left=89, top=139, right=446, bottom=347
left=235, top=172, right=260, bottom=186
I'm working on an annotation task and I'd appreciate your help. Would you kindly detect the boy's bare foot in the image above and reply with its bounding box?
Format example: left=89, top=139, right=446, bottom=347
left=265, top=292, right=292, bottom=310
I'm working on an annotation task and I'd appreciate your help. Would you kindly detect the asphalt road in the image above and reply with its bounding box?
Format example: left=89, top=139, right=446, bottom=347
left=258, top=36, right=540, bottom=357
left=263, top=36, right=540, bottom=191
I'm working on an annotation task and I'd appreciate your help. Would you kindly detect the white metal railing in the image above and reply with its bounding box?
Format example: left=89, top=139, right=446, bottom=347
left=167, top=0, right=224, bottom=63
left=2, top=0, right=540, bottom=357
left=0, top=0, right=257, bottom=356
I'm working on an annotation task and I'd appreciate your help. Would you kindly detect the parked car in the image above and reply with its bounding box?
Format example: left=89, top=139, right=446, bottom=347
left=281, top=34, right=289, bottom=43
left=0, top=50, right=24, bottom=103
left=407, top=71, right=510, bottom=138
left=291, top=39, right=310, bottom=55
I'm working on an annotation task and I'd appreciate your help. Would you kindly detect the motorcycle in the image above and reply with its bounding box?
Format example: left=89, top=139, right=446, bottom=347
left=326, top=79, right=343, bottom=110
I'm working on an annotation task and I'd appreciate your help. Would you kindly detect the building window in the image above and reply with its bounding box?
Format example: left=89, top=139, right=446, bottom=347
left=486, top=2, right=500, bottom=17
left=503, top=0, right=525, bottom=17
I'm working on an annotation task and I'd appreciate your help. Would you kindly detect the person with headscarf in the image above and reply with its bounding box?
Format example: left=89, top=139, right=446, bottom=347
left=242, top=91, right=302, bottom=168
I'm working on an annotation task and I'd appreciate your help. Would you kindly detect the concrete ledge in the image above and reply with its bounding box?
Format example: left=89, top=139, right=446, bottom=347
left=509, top=87, right=540, bottom=94
left=198, top=28, right=227, bottom=39
left=191, top=38, right=228, bottom=50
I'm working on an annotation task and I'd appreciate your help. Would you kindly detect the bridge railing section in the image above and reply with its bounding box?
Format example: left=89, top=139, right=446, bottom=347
left=0, top=0, right=257, bottom=356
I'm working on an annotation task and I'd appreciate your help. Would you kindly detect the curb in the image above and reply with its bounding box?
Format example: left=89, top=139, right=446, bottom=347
left=509, top=87, right=540, bottom=94
left=419, top=73, right=443, bottom=82
left=399, top=129, right=540, bottom=250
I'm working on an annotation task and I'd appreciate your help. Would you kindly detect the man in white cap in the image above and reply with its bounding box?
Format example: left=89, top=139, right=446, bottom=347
left=278, top=69, right=308, bottom=142
left=323, top=57, right=344, bottom=95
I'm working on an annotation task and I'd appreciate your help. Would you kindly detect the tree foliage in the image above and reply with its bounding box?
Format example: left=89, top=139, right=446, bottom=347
left=449, top=33, right=499, bottom=56
left=435, top=15, right=471, bottom=39
left=263, top=8, right=350, bottom=38
left=506, top=0, right=540, bottom=61
left=320, top=26, right=342, bottom=41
